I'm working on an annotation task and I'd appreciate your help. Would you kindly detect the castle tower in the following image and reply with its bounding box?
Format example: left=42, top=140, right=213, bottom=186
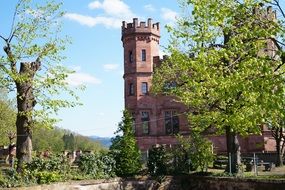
left=122, top=18, right=189, bottom=155
left=121, top=18, right=160, bottom=139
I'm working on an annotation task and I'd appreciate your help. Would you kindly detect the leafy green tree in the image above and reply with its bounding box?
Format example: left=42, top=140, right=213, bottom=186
left=63, top=133, right=75, bottom=151
left=74, top=135, right=104, bottom=152
left=32, top=125, right=65, bottom=153
left=0, top=89, right=16, bottom=145
left=153, top=0, right=284, bottom=173
left=110, top=110, right=141, bottom=176
left=0, top=0, right=80, bottom=171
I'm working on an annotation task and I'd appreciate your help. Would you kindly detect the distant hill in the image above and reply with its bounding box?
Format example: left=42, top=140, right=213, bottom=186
left=90, top=136, right=112, bottom=148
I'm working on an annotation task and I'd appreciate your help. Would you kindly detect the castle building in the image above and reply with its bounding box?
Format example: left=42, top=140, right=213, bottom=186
left=121, top=18, right=276, bottom=156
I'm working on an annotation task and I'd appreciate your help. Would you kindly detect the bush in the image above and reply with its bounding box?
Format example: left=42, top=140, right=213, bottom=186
left=178, top=133, right=214, bottom=172
left=147, top=146, right=168, bottom=176
left=34, top=171, right=62, bottom=184
left=26, top=155, right=69, bottom=172
left=77, top=152, right=116, bottom=178
left=147, top=145, right=196, bottom=176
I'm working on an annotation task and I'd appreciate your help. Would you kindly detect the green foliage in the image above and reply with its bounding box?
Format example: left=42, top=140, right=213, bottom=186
left=0, top=92, right=16, bottom=145
left=147, top=143, right=202, bottom=176
left=147, top=146, right=168, bottom=176
left=178, top=133, right=214, bottom=172
left=153, top=0, right=285, bottom=136
left=63, top=133, right=75, bottom=151
left=110, top=110, right=142, bottom=176
left=152, top=1, right=285, bottom=174
left=32, top=126, right=104, bottom=153
left=32, top=126, right=65, bottom=153
left=77, top=152, right=116, bottom=178
left=34, top=171, right=62, bottom=184
left=26, top=155, right=68, bottom=172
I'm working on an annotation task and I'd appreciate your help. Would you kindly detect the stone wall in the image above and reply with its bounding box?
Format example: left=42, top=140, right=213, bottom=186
left=10, top=176, right=285, bottom=190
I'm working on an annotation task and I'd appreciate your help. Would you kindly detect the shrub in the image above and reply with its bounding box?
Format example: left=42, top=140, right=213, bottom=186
left=147, top=145, right=196, bottom=176
left=77, top=152, right=116, bottom=178
left=34, top=171, right=62, bottom=184
left=26, top=155, right=69, bottom=172
left=178, top=133, right=214, bottom=172
left=147, top=146, right=168, bottom=176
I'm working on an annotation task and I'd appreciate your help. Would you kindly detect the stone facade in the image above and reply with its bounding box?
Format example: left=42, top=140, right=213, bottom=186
left=122, top=18, right=276, bottom=155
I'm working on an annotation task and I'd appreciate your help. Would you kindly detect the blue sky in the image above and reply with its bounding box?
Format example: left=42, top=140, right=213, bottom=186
left=55, top=0, right=181, bottom=137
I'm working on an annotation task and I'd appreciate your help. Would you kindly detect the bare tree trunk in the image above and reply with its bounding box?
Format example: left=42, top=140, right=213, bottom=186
left=15, top=62, right=38, bottom=172
left=226, top=126, right=241, bottom=174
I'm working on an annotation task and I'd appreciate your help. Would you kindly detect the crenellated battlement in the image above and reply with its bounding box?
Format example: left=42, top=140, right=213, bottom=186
left=254, top=6, right=276, bottom=21
left=122, top=18, right=160, bottom=38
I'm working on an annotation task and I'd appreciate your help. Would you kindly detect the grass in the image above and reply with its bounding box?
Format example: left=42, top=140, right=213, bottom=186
left=207, top=166, right=285, bottom=180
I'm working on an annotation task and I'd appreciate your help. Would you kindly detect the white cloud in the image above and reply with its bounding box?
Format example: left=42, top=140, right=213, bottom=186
left=88, top=0, right=134, bottom=19
left=103, top=64, right=119, bottom=71
left=65, top=0, right=136, bottom=29
left=144, top=4, right=155, bottom=12
left=161, top=8, right=178, bottom=22
left=64, top=13, right=122, bottom=28
left=66, top=70, right=101, bottom=86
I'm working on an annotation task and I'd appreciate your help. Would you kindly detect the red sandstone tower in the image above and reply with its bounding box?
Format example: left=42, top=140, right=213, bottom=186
left=121, top=18, right=189, bottom=156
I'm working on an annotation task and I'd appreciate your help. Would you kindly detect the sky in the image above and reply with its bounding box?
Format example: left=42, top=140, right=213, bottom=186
left=0, top=0, right=181, bottom=137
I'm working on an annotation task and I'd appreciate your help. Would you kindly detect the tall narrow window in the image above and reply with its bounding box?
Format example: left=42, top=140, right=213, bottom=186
left=141, top=82, right=148, bottom=95
left=165, top=111, right=179, bottom=134
left=129, top=50, right=133, bottom=63
left=141, top=111, right=150, bottom=134
left=141, top=49, right=146, bottom=61
left=129, top=83, right=134, bottom=96
left=131, top=112, right=136, bottom=133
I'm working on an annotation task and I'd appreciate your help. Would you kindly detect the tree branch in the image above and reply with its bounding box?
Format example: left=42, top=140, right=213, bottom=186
left=3, top=43, right=17, bottom=74
left=0, top=35, right=7, bottom=41
left=8, top=0, right=23, bottom=41
left=273, top=0, right=285, bottom=19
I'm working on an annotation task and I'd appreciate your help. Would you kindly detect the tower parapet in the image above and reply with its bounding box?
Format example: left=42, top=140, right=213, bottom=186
left=122, top=18, right=160, bottom=39
left=254, top=5, right=276, bottom=20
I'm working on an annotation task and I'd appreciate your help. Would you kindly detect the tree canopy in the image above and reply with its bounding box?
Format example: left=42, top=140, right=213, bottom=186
left=152, top=0, right=285, bottom=173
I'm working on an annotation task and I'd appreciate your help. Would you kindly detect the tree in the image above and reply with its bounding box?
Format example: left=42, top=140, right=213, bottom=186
left=0, top=0, right=79, bottom=171
left=0, top=89, right=16, bottom=145
left=33, top=125, right=65, bottom=153
left=110, top=110, right=141, bottom=176
left=63, top=133, right=75, bottom=151
left=152, top=0, right=284, bottom=173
